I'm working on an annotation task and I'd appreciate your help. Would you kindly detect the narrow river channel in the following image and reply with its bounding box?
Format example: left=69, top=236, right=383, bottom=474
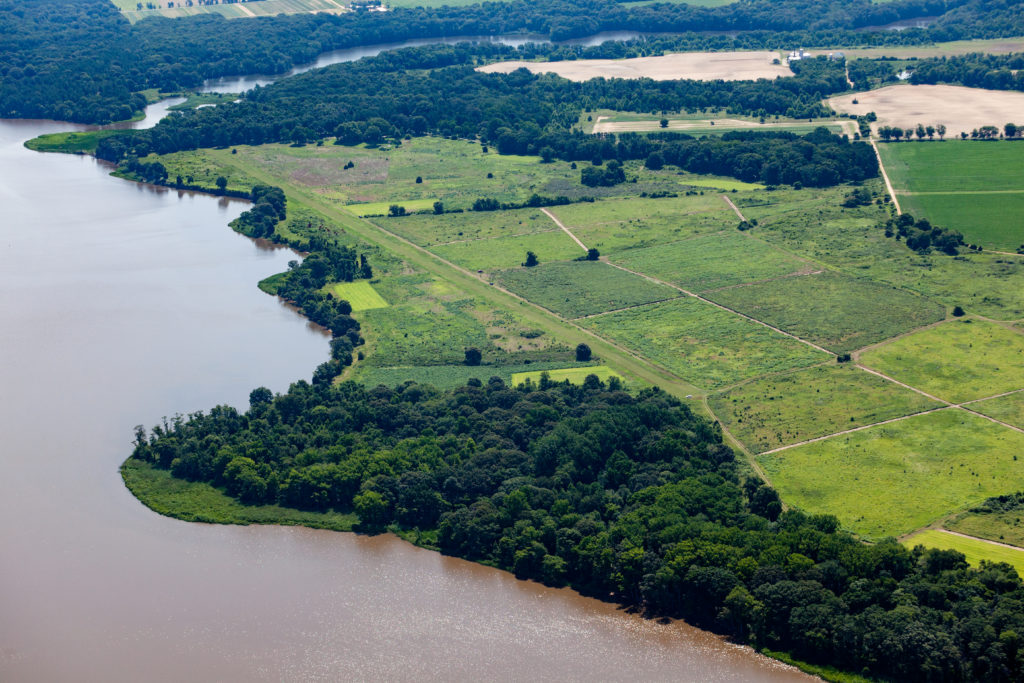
left=0, top=97, right=811, bottom=681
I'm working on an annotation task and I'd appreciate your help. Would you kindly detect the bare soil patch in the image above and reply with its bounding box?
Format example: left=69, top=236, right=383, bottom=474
left=827, top=84, right=1024, bottom=137
left=478, top=51, right=789, bottom=82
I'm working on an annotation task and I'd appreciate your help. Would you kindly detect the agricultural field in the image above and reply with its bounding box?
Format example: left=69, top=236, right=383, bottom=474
left=511, top=365, right=622, bottom=386
left=828, top=84, right=1024, bottom=139
left=374, top=208, right=555, bottom=247
left=969, top=391, right=1024, bottom=430
left=610, top=231, right=812, bottom=292
left=710, top=364, right=941, bottom=452
left=876, top=140, right=1024, bottom=251
left=587, top=110, right=845, bottom=136
left=353, top=360, right=597, bottom=389
left=546, top=194, right=737, bottom=254
left=706, top=270, right=947, bottom=354
left=902, top=530, right=1024, bottom=575
left=947, top=508, right=1024, bottom=549
left=478, top=51, right=791, bottom=82
left=322, top=281, right=389, bottom=311
left=117, top=0, right=344, bottom=23
left=758, top=409, right=1024, bottom=539
left=431, top=229, right=582, bottom=272
left=494, top=261, right=680, bottom=318
left=812, top=37, right=1024, bottom=59
left=858, top=319, right=1024, bottom=403
left=581, top=297, right=827, bottom=389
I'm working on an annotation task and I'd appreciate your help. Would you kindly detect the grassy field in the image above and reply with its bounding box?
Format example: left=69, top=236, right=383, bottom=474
left=947, top=509, right=1024, bottom=548
left=707, top=270, right=947, bottom=354
left=375, top=208, right=555, bottom=247
left=582, top=297, right=827, bottom=389
left=432, top=230, right=582, bottom=272
left=494, top=261, right=680, bottom=318
left=24, top=130, right=124, bottom=154
left=118, top=0, right=343, bottom=23
left=903, top=530, right=1024, bottom=575
left=547, top=195, right=736, bottom=254
left=122, top=459, right=357, bottom=530
left=877, top=140, right=1024, bottom=250
left=322, top=281, right=389, bottom=311
left=758, top=409, right=1024, bottom=539
left=709, top=364, right=942, bottom=452
left=858, top=319, right=1024, bottom=403
left=969, top=391, right=1024, bottom=429
left=511, top=365, right=622, bottom=386
left=346, top=199, right=438, bottom=217
left=353, top=360, right=599, bottom=389
left=611, top=231, right=811, bottom=292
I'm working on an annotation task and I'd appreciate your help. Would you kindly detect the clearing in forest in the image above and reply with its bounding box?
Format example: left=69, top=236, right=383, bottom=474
left=478, top=51, right=790, bottom=82
left=511, top=366, right=623, bottom=386
left=323, top=281, right=389, bottom=311
left=903, top=530, right=1024, bottom=575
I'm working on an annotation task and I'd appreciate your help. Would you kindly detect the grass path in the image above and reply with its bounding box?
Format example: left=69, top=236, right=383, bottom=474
left=540, top=207, right=588, bottom=251
left=870, top=138, right=903, bottom=214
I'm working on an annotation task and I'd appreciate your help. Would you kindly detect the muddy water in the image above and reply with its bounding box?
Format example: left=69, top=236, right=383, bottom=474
left=0, top=105, right=811, bottom=681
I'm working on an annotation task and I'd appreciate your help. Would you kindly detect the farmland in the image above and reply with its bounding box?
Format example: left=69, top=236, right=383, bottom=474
left=947, top=506, right=1024, bottom=548
left=876, top=140, right=1024, bottom=251
left=758, top=409, right=1024, bottom=539
left=902, top=530, right=1024, bottom=575
left=858, top=319, right=1024, bottom=403
left=510, top=365, right=622, bottom=386
left=322, top=280, right=389, bottom=311
left=116, top=0, right=346, bottom=23
left=970, top=391, right=1024, bottom=430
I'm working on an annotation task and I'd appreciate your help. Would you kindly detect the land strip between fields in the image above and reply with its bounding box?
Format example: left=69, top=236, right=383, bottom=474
left=870, top=138, right=903, bottom=214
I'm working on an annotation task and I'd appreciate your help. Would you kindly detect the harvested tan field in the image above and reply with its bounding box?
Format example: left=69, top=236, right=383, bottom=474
left=827, top=84, right=1024, bottom=137
left=592, top=117, right=846, bottom=134
left=808, top=37, right=1024, bottom=59
left=477, top=51, right=789, bottom=82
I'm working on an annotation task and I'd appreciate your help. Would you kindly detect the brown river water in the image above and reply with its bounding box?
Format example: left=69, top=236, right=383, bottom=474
left=0, top=103, right=811, bottom=681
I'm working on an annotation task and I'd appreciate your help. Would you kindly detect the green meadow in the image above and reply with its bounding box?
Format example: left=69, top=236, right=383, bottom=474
left=968, top=391, right=1024, bottom=430
left=323, top=281, right=389, bottom=311
left=903, top=530, right=1024, bottom=575
left=511, top=365, right=623, bottom=386
left=947, top=509, right=1024, bottom=549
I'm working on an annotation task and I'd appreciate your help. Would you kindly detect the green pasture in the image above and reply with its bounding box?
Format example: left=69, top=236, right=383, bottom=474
left=353, top=360, right=595, bottom=390
left=118, top=0, right=340, bottom=22
left=24, top=130, right=122, bottom=155
left=903, top=530, right=1024, bottom=576
left=707, top=270, right=947, bottom=354
left=758, top=409, right=1024, bottom=539
left=494, top=261, right=680, bottom=318
left=375, top=208, right=555, bottom=247
left=878, top=141, right=1024, bottom=250
left=969, top=391, right=1024, bottom=430
left=511, top=365, right=622, bottom=386
left=142, top=148, right=259, bottom=195
left=581, top=298, right=827, bottom=389
left=859, top=319, right=1024, bottom=403
left=947, top=509, right=1024, bottom=549
left=346, top=199, right=438, bottom=217
left=322, top=281, right=389, bottom=311
left=432, top=230, right=582, bottom=272
left=547, top=194, right=735, bottom=253
left=611, top=231, right=809, bottom=292
left=709, top=364, right=941, bottom=452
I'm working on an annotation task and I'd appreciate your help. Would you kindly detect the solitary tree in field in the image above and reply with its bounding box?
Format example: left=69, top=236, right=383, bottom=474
left=433, top=200, right=444, bottom=215
left=659, top=118, right=669, bottom=128
left=464, top=348, right=482, bottom=366
left=952, top=305, right=965, bottom=317
left=586, top=248, right=600, bottom=261
left=523, top=251, right=539, bottom=267
left=576, top=343, right=592, bottom=362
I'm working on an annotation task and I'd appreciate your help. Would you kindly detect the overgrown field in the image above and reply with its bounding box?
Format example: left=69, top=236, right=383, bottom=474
left=969, top=391, right=1024, bottom=430
left=858, top=319, right=1024, bottom=403
left=947, top=508, right=1024, bottom=548
left=758, top=409, right=1024, bottom=539
left=510, top=365, right=622, bottom=385
left=903, top=530, right=1024, bottom=575
left=710, top=364, right=941, bottom=452
left=877, top=140, right=1024, bottom=251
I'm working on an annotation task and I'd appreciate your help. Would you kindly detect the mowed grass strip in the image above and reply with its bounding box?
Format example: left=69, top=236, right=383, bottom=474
left=968, top=391, right=1024, bottom=430
left=707, top=270, right=946, bottom=354
left=859, top=319, right=1024, bottom=403
left=709, top=364, right=942, bottom=452
left=547, top=195, right=734, bottom=254
left=432, top=230, right=582, bottom=272
left=758, top=409, right=1024, bottom=539
left=581, top=298, right=826, bottom=389
left=323, top=281, right=389, bottom=311
left=903, top=530, right=1024, bottom=576
left=611, top=231, right=809, bottom=292
left=494, top=261, right=679, bottom=318
left=511, top=365, right=622, bottom=386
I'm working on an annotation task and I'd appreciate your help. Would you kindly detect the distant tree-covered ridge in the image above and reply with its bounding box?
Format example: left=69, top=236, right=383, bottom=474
left=132, top=377, right=1024, bottom=682
left=2, top=0, right=1023, bottom=123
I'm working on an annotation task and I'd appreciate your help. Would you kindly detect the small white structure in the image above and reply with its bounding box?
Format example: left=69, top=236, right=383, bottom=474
left=897, top=69, right=913, bottom=81
left=787, top=48, right=810, bottom=62
left=828, top=51, right=846, bottom=61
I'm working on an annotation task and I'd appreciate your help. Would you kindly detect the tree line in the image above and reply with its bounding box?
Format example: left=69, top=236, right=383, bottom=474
left=130, top=376, right=1024, bottom=682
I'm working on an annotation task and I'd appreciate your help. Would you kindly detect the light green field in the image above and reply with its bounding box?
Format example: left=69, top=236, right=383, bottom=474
left=759, top=409, right=1024, bottom=539
left=678, top=177, right=766, bottom=191
left=495, top=261, right=680, bottom=318
left=707, top=270, right=947, bottom=354
left=375, top=208, right=555, bottom=247
left=710, top=364, right=941, bottom=452
left=969, top=391, right=1024, bottom=430
left=323, top=281, right=389, bottom=311
left=119, top=0, right=342, bottom=23
left=511, top=366, right=622, bottom=386
left=354, top=360, right=596, bottom=389
left=877, top=141, right=1024, bottom=250
left=547, top=195, right=735, bottom=253
left=611, top=231, right=809, bottom=292
left=903, top=530, right=1024, bottom=576
left=581, top=297, right=827, bottom=389
left=346, top=199, right=438, bottom=217
left=859, top=319, right=1024, bottom=403
left=432, top=230, right=582, bottom=272
left=947, top=508, right=1024, bottom=549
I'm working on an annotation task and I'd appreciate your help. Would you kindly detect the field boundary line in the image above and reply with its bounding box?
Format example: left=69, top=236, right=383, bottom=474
left=961, top=387, right=1024, bottom=406
left=871, top=139, right=903, bottom=214
left=541, top=208, right=588, bottom=251
left=604, top=260, right=835, bottom=356
left=721, top=194, right=746, bottom=221
left=850, top=317, right=953, bottom=361
left=958, top=405, right=1024, bottom=435
left=931, top=528, right=1024, bottom=552
left=854, top=363, right=952, bottom=404
left=236, top=3, right=256, bottom=16
left=758, top=406, right=952, bottom=455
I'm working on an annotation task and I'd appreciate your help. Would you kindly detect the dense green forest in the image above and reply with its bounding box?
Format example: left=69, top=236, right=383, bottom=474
left=2, top=0, right=1023, bottom=122
left=131, top=378, right=1024, bottom=682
